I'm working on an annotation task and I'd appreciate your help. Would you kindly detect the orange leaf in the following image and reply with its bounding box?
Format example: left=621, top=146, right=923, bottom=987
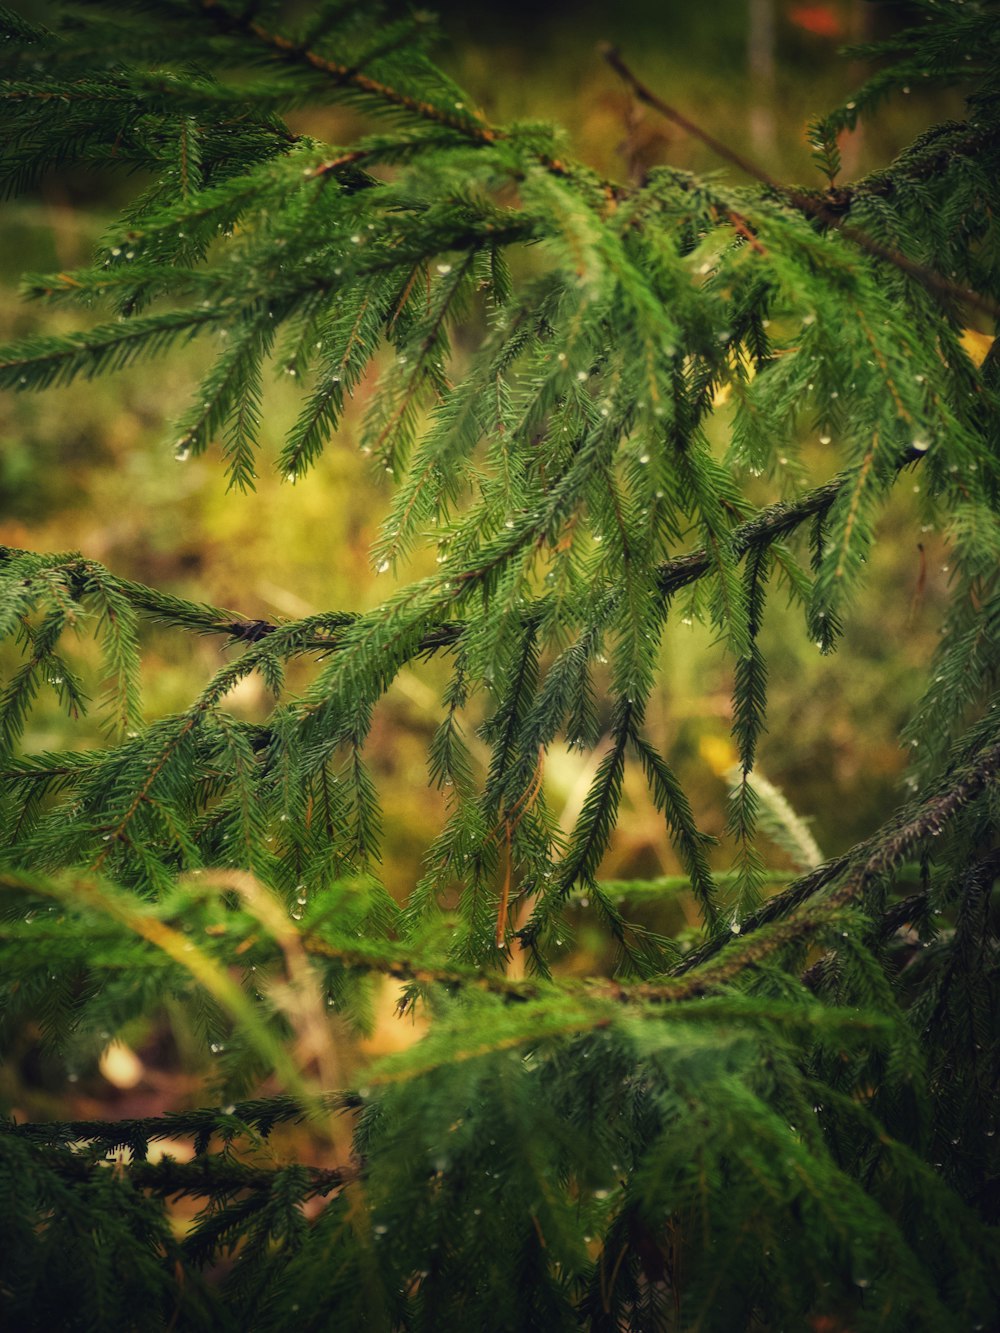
left=788, top=5, right=843, bottom=38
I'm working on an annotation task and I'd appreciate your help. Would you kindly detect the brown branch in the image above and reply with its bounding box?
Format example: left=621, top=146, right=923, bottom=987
left=600, top=45, right=1000, bottom=320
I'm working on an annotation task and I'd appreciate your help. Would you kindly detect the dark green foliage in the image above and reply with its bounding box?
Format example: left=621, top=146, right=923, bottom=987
left=1, top=1, right=1000, bottom=1328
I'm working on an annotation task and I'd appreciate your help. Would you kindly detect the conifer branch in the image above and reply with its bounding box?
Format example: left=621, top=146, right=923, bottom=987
left=195, top=0, right=493, bottom=139
left=0, top=467, right=856, bottom=664
left=9, top=1140, right=355, bottom=1199
left=6, top=1094, right=352, bottom=1150
left=601, top=45, right=1000, bottom=319
left=672, top=723, right=1000, bottom=978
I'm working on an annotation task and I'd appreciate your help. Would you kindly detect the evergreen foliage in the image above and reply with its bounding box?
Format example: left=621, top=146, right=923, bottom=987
left=1, top=1, right=999, bottom=1327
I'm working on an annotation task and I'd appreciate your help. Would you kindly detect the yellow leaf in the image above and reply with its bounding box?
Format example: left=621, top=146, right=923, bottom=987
left=699, top=733, right=737, bottom=777
left=960, top=328, right=994, bottom=367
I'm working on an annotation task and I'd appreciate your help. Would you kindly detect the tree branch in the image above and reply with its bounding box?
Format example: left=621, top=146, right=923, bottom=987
left=600, top=45, right=1000, bottom=320
left=8, top=1137, right=354, bottom=1199
left=668, top=727, right=1000, bottom=983
left=0, top=466, right=850, bottom=662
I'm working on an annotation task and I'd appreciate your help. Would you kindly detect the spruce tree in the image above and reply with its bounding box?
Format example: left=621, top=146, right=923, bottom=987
left=1, top=1, right=999, bottom=1328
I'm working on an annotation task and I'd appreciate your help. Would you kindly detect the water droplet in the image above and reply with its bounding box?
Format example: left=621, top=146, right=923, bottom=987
left=376, top=559, right=390, bottom=574
left=819, top=433, right=831, bottom=444
left=436, top=263, right=452, bottom=275
left=638, top=453, right=650, bottom=465
left=911, top=438, right=930, bottom=453
left=576, top=370, right=588, bottom=382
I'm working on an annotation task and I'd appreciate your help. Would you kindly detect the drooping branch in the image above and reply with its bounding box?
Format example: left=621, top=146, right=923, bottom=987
left=0, top=466, right=850, bottom=659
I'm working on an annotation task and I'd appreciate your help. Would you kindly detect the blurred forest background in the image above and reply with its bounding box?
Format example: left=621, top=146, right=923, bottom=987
left=0, top=0, right=981, bottom=1121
